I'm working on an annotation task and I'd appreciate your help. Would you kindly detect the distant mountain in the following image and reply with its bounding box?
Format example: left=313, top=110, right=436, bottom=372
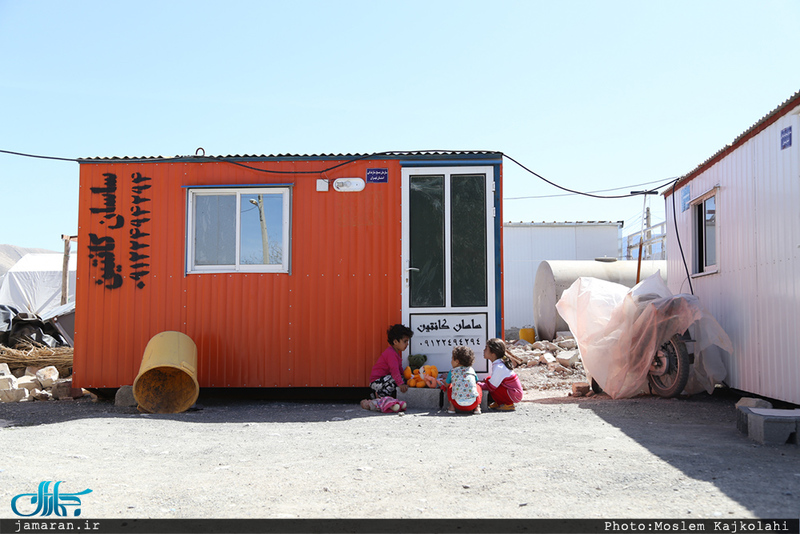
left=0, top=244, right=59, bottom=281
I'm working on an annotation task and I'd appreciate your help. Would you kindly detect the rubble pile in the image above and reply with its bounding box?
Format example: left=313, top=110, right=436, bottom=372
left=0, top=362, right=84, bottom=403
left=506, top=335, right=589, bottom=393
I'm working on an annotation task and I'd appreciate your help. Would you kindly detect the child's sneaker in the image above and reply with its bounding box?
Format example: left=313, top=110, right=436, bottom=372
left=472, top=406, right=482, bottom=414
left=497, top=404, right=516, bottom=411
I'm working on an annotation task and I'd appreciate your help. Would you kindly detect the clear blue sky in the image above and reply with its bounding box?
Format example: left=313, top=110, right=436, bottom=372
left=1, top=0, right=798, bottom=252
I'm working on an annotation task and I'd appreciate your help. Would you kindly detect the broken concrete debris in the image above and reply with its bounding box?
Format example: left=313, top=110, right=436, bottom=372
left=0, top=364, right=86, bottom=403
left=571, top=382, right=591, bottom=397
left=508, top=334, right=589, bottom=392
left=509, top=335, right=583, bottom=370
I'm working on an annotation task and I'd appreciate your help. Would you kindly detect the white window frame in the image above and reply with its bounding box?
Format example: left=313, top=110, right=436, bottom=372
left=691, top=188, right=718, bottom=277
left=186, top=186, right=291, bottom=274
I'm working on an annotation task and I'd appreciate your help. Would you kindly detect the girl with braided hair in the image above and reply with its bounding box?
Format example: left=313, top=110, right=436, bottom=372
left=479, top=338, right=523, bottom=411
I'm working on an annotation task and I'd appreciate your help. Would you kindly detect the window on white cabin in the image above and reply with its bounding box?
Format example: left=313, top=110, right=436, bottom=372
left=693, top=194, right=716, bottom=274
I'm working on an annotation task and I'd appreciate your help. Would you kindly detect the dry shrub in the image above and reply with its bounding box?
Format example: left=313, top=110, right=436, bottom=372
left=0, top=341, right=73, bottom=376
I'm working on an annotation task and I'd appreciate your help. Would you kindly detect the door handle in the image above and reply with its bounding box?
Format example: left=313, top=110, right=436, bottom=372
left=406, top=267, right=420, bottom=272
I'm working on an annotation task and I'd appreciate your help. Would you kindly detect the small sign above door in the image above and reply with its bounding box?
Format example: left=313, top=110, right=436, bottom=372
left=366, top=168, right=389, bottom=183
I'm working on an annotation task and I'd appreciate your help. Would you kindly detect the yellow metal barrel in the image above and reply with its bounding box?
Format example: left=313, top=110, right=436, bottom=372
left=519, top=327, right=536, bottom=343
left=133, top=331, right=199, bottom=414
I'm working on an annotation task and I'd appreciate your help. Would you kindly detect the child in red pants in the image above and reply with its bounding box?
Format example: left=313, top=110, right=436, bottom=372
left=440, top=346, right=482, bottom=415
left=479, top=338, right=523, bottom=411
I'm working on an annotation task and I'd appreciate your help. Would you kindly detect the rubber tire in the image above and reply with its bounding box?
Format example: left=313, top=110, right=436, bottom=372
left=648, top=334, right=691, bottom=398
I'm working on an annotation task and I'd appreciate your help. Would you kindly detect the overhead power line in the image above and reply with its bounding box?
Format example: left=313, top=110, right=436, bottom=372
left=0, top=148, right=681, bottom=200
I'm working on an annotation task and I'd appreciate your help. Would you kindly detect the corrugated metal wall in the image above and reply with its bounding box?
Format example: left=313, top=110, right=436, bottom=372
left=502, top=223, right=621, bottom=329
left=666, top=109, right=800, bottom=404
left=75, top=158, right=403, bottom=388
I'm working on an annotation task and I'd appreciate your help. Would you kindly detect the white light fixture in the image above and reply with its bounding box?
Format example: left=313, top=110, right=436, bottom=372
left=333, top=178, right=365, bottom=192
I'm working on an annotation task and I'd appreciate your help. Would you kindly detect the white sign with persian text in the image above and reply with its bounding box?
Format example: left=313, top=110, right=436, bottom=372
left=408, top=313, right=489, bottom=374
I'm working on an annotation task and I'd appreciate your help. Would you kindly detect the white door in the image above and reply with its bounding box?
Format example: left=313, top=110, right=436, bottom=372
left=401, top=166, right=496, bottom=376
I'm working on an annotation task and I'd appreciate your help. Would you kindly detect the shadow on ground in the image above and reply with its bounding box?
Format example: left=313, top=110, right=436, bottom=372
left=0, top=387, right=423, bottom=427
left=528, top=389, right=799, bottom=518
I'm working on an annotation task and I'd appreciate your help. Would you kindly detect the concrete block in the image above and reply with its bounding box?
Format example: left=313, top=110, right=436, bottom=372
left=25, top=366, right=40, bottom=377
left=556, top=338, right=578, bottom=351
left=51, top=379, right=79, bottom=399
left=0, top=375, right=18, bottom=390
left=0, top=363, right=10, bottom=376
left=736, top=397, right=773, bottom=410
left=747, top=409, right=800, bottom=445
left=736, top=406, right=752, bottom=435
left=35, top=366, right=59, bottom=388
left=32, top=388, right=52, bottom=401
left=17, top=376, right=40, bottom=391
left=397, top=387, right=489, bottom=412
left=0, top=388, right=29, bottom=403
left=397, top=387, right=442, bottom=410
left=115, top=385, right=137, bottom=407
left=556, top=350, right=580, bottom=368
left=572, top=382, right=590, bottom=397
left=541, top=352, right=557, bottom=365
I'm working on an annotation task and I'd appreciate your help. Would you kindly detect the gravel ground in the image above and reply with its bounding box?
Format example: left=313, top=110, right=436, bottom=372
left=0, top=368, right=798, bottom=520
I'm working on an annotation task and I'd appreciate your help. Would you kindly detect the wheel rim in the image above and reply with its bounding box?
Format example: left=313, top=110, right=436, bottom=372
left=650, top=341, right=678, bottom=390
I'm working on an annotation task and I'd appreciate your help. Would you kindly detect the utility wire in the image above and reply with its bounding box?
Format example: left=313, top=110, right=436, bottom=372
left=505, top=177, right=674, bottom=200
left=1, top=147, right=681, bottom=201
left=0, top=149, right=79, bottom=162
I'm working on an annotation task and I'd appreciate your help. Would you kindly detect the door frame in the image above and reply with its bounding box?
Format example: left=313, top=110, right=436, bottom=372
left=401, top=165, right=497, bottom=375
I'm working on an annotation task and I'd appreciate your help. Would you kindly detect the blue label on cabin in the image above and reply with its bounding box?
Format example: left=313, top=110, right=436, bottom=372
left=366, top=168, right=388, bottom=183
left=681, top=185, right=691, bottom=212
left=781, top=126, right=792, bottom=150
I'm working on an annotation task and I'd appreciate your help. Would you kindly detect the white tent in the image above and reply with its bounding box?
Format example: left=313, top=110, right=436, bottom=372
left=0, top=254, right=77, bottom=316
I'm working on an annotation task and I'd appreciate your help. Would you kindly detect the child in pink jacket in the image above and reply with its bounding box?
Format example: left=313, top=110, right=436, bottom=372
left=368, top=324, right=413, bottom=399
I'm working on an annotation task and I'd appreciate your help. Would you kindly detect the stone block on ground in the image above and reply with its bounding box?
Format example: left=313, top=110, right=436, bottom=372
left=0, top=363, right=10, bottom=376
left=35, top=366, right=59, bottom=388
left=115, top=385, right=137, bottom=407
left=571, top=382, right=590, bottom=397
left=540, top=352, right=557, bottom=365
left=746, top=408, right=800, bottom=445
left=0, top=375, right=18, bottom=391
left=32, top=388, right=52, bottom=401
left=735, top=397, right=773, bottom=410
left=397, top=386, right=489, bottom=412
left=25, top=366, right=40, bottom=377
left=556, top=350, right=580, bottom=368
left=51, top=379, right=82, bottom=399
left=17, top=376, right=40, bottom=391
left=0, top=387, right=29, bottom=403
left=556, top=338, right=578, bottom=350
left=736, top=406, right=752, bottom=434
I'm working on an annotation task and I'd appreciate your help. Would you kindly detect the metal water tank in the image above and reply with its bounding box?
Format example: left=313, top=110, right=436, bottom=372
left=533, top=259, right=667, bottom=341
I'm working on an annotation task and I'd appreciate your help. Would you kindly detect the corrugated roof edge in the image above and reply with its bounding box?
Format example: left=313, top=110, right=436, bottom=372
left=77, top=150, right=504, bottom=163
left=665, top=89, right=800, bottom=196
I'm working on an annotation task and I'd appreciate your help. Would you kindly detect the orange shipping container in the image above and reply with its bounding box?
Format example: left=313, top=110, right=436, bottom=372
left=74, top=152, right=504, bottom=389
